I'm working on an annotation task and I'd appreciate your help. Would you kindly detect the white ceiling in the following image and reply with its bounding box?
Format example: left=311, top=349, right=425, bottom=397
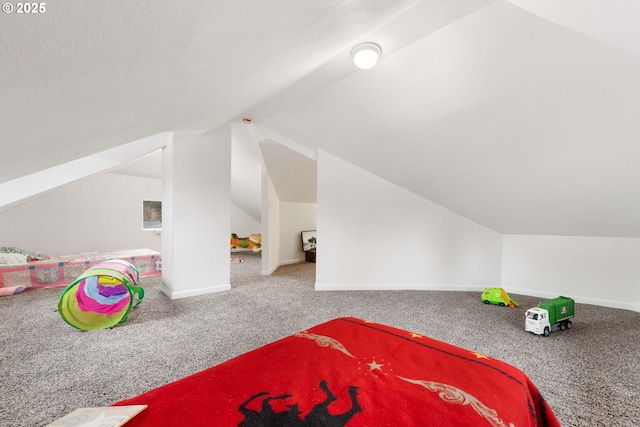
left=2, top=0, right=640, bottom=237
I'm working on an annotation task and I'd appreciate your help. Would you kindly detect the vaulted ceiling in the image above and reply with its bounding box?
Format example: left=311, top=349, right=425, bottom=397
left=2, top=0, right=639, bottom=237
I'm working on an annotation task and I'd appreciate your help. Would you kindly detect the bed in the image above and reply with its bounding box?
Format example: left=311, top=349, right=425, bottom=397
left=114, top=317, right=560, bottom=426
left=0, top=248, right=161, bottom=291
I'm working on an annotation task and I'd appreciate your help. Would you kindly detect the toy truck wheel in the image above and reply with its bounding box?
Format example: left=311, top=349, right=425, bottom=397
left=498, top=302, right=505, bottom=306
left=483, top=300, right=490, bottom=304
left=560, top=322, right=566, bottom=331
left=543, top=327, right=550, bottom=337
left=566, top=320, right=572, bottom=329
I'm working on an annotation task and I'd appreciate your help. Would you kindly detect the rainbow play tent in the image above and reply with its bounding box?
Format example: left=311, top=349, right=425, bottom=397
left=58, top=259, right=144, bottom=331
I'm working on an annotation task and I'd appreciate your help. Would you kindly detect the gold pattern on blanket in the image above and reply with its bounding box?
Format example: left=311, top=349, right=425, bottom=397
left=295, top=329, right=513, bottom=427
left=293, top=332, right=356, bottom=358
left=397, top=376, right=515, bottom=427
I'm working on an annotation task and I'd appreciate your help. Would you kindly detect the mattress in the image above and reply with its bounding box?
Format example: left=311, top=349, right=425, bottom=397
left=0, top=249, right=162, bottom=290
left=114, top=317, right=560, bottom=426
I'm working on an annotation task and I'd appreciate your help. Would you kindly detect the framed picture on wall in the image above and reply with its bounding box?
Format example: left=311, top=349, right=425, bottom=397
left=301, top=230, right=317, bottom=252
left=142, top=200, right=162, bottom=230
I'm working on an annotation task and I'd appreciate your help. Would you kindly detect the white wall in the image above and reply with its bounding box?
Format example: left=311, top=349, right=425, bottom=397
left=279, top=201, right=316, bottom=264
left=0, top=172, right=161, bottom=255
left=261, top=168, right=280, bottom=275
left=501, top=234, right=640, bottom=311
left=231, top=203, right=261, bottom=237
left=316, top=150, right=503, bottom=290
left=161, top=128, right=231, bottom=299
left=6, top=137, right=639, bottom=312
left=230, top=122, right=263, bottom=222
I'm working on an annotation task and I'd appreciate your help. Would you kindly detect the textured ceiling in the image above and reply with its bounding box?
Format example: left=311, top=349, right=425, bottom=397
left=0, top=0, right=418, bottom=183
left=255, top=1, right=640, bottom=237
left=2, top=0, right=640, bottom=237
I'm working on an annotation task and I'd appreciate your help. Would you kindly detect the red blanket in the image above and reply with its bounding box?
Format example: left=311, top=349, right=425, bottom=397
left=115, top=317, right=560, bottom=426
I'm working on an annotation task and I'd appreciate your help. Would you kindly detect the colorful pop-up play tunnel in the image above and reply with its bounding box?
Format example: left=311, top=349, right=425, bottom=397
left=58, top=259, right=144, bottom=331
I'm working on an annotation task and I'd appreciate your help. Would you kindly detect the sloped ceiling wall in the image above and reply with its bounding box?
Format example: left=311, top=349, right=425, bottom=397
left=2, top=0, right=640, bottom=238
left=259, top=140, right=317, bottom=204
left=0, top=0, right=419, bottom=184
left=250, top=1, right=640, bottom=237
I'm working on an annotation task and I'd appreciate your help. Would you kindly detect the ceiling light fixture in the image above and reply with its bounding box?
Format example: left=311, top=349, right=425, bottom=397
left=350, top=42, right=382, bottom=70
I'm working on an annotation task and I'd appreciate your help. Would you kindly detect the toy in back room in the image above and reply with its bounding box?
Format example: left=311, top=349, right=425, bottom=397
left=230, top=233, right=262, bottom=252
left=481, top=287, right=519, bottom=308
left=525, top=296, right=575, bottom=336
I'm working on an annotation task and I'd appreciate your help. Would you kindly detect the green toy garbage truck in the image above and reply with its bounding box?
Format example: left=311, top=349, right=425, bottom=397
left=481, top=287, right=519, bottom=308
left=525, top=296, right=575, bottom=336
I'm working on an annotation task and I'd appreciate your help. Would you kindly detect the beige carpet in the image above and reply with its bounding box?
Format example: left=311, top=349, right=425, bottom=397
left=1, top=251, right=639, bottom=426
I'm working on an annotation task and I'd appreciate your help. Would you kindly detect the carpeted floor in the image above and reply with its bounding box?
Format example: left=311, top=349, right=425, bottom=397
left=1, top=251, right=639, bottom=426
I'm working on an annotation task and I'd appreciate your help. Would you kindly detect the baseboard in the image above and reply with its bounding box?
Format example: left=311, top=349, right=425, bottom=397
left=161, top=283, right=231, bottom=300
left=279, top=258, right=304, bottom=266
left=506, top=287, right=640, bottom=311
left=567, top=295, right=639, bottom=312
left=315, top=283, right=483, bottom=292
left=261, top=258, right=305, bottom=276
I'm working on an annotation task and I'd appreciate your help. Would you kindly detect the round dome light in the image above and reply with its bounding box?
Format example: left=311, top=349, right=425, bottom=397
left=350, top=42, right=382, bottom=70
